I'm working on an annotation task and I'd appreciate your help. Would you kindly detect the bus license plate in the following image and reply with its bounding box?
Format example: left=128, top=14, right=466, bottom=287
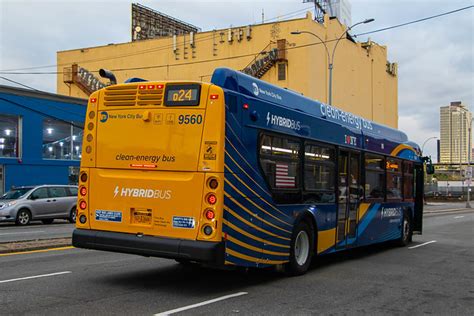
left=132, top=209, right=152, bottom=225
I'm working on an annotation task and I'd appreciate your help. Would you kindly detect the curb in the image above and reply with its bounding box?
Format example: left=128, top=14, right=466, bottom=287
left=0, top=237, right=72, bottom=254
left=424, top=208, right=474, bottom=214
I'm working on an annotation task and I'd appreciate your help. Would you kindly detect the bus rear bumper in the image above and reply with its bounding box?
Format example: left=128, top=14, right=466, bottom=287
left=72, top=229, right=224, bottom=264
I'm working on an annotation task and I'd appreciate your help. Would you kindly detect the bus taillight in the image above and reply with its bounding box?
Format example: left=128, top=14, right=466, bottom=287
left=80, top=172, right=88, bottom=183
left=208, top=178, right=219, bottom=190
left=205, top=209, right=215, bottom=220
left=206, top=194, right=217, bottom=205
left=79, top=200, right=87, bottom=210
left=79, top=186, right=87, bottom=196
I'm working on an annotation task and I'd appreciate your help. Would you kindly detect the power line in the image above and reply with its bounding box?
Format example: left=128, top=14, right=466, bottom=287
left=354, top=5, right=473, bottom=37
left=0, top=6, right=314, bottom=73
left=262, top=7, right=313, bottom=23
left=0, top=32, right=218, bottom=72
left=0, top=97, right=84, bottom=129
left=0, top=76, right=40, bottom=91
left=1, top=5, right=471, bottom=76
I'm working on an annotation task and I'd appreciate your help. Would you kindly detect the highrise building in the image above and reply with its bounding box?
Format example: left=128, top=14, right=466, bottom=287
left=439, top=101, right=472, bottom=164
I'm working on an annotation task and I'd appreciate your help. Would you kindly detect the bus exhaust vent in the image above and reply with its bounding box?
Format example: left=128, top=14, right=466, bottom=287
left=103, top=84, right=164, bottom=106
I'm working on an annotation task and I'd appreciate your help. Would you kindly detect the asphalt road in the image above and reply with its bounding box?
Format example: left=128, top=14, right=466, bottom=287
left=0, top=210, right=472, bottom=315
left=0, top=220, right=74, bottom=243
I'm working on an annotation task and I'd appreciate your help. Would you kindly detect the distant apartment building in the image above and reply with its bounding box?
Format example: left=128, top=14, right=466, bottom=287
left=439, top=101, right=472, bottom=164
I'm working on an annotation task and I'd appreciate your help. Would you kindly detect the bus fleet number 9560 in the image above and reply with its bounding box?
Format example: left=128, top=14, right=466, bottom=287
left=178, top=114, right=203, bottom=125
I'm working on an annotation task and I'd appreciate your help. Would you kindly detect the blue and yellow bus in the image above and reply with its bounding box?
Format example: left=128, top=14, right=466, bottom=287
left=73, top=68, right=426, bottom=275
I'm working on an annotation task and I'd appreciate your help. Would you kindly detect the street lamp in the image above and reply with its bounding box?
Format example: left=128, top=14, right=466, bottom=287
left=466, top=118, right=473, bottom=208
left=291, top=18, right=374, bottom=105
left=421, top=136, right=438, bottom=155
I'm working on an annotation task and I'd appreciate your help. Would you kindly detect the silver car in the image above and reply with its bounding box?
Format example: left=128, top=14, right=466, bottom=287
left=0, top=185, right=78, bottom=225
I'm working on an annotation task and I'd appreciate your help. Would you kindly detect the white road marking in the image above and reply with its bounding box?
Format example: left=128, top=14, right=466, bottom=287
left=454, top=216, right=465, bottom=219
left=0, top=230, right=45, bottom=236
left=154, top=292, right=248, bottom=315
left=409, top=240, right=437, bottom=249
left=0, top=271, right=71, bottom=284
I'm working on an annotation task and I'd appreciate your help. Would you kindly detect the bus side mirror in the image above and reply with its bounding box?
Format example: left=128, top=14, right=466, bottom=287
left=422, top=156, right=435, bottom=175
left=426, top=164, right=435, bottom=175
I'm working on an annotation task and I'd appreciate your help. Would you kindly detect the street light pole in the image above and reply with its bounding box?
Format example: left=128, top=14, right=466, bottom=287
left=291, top=18, right=374, bottom=105
left=466, top=118, right=472, bottom=208
left=421, top=136, right=438, bottom=156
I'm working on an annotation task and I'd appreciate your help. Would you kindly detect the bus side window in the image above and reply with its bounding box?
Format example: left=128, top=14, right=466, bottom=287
left=259, top=133, right=301, bottom=204
left=225, top=93, right=237, bottom=113
left=364, top=154, right=385, bottom=201
left=303, top=142, right=336, bottom=203
left=386, top=158, right=402, bottom=201
left=403, top=161, right=414, bottom=201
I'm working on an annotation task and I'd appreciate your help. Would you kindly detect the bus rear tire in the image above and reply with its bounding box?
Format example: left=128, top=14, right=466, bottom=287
left=285, top=221, right=313, bottom=276
left=398, top=211, right=412, bottom=246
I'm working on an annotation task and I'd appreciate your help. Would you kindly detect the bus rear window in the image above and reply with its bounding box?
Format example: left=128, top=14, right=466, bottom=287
left=164, top=84, right=201, bottom=106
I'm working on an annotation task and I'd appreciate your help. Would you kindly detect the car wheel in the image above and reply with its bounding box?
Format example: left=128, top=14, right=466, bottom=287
left=41, top=219, right=54, bottom=225
left=16, top=209, right=31, bottom=226
left=398, top=210, right=412, bottom=246
left=68, top=207, right=77, bottom=223
left=284, top=220, right=314, bottom=276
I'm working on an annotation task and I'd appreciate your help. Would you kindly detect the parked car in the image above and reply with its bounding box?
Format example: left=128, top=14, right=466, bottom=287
left=0, top=185, right=78, bottom=225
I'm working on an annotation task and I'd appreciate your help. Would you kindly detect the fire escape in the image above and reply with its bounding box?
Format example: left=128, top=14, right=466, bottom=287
left=63, top=64, right=105, bottom=96
left=241, top=39, right=287, bottom=79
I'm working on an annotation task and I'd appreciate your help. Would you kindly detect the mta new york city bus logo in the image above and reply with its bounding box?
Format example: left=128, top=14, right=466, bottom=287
left=100, top=111, right=109, bottom=123
left=252, top=83, right=259, bottom=96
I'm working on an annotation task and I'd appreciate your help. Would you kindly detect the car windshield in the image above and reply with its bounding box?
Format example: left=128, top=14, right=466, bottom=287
left=0, top=188, right=32, bottom=200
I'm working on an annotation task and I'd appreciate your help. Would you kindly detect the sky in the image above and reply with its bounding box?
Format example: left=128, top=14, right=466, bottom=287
left=0, top=0, right=473, bottom=160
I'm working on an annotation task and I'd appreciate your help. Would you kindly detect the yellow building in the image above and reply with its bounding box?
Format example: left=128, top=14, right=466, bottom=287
left=57, top=13, right=398, bottom=128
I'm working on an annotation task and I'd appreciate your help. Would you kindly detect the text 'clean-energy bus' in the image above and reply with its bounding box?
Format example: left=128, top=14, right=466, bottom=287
left=73, top=68, right=428, bottom=275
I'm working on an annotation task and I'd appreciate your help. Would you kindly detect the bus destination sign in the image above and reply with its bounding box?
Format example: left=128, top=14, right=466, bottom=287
left=164, top=84, right=201, bottom=106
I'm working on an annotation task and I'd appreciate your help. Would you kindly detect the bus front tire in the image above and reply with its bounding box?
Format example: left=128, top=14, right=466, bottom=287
left=398, top=211, right=412, bottom=246
left=285, top=221, right=314, bottom=276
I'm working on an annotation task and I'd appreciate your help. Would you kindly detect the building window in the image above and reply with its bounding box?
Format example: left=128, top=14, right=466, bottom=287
left=68, top=166, right=80, bottom=184
left=0, top=114, right=20, bottom=158
left=278, top=63, right=286, bottom=81
left=365, top=154, right=385, bottom=200
left=43, top=119, right=83, bottom=160
left=259, top=133, right=301, bottom=204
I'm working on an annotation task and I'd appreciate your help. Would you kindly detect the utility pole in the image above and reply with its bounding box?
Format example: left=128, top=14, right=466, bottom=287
left=467, top=118, right=472, bottom=208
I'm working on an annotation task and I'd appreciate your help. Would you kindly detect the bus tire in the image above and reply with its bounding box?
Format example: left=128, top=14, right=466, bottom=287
left=285, top=220, right=313, bottom=276
left=398, top=210, right=412, bottom=246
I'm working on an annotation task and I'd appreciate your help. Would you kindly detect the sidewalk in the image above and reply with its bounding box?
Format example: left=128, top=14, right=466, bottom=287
left=424, top=201, right=474, bottom=213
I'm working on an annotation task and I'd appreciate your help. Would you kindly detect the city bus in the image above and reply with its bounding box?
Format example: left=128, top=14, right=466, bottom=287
left=73, top=67, right=427, bottom=275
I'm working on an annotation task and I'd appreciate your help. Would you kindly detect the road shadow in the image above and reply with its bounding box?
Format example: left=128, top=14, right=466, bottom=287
left=311, top=242, right=400, bottom=270
left=97, top=260, right=283, bottom=296
left=97, top=242, right=400, bottom=296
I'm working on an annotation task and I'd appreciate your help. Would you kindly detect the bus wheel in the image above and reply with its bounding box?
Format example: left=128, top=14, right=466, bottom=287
left=285, top=221, right=313, bottom=276
left=398, top=211, right=412, bottom=246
